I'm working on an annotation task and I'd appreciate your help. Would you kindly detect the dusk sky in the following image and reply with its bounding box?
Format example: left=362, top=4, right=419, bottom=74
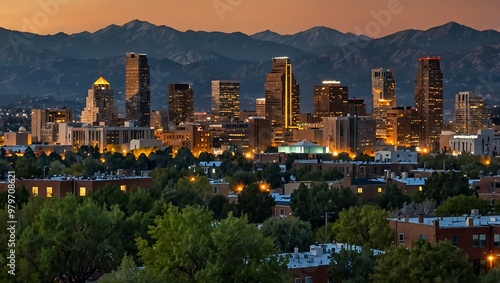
left=1, top=0, right=499, bottom=37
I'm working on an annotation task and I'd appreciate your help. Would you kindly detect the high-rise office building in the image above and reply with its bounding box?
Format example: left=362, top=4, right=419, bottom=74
left=386, top=107, right=413, bottom=147
left=150, top=110, right=169, bottom=130
left=313, top=81, right=348, bottom=123
left=168, top=83, right=194, bottom=125
left=211, top=80, right=240, bottom=121
left=265, top=57, right=300, bottom=132
left=454, top=91, right=488, bottom=134
left=415, top=57, right=443, bottom=150
left=256, top=98, right=266, bottom=117
left=322, top=116, right=376, bottom=154
left=347, top=98, right=367, bottom=117
left=80, top=77, right=118, bottom=126
left=371, top=68, right=396, bottom=140
left=31, top=108, right=72, bottom=143
left=125, top=52, right=150, bottom=127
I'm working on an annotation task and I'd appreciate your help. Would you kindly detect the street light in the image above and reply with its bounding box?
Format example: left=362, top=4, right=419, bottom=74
left=323, top=212, right=335, bottom=243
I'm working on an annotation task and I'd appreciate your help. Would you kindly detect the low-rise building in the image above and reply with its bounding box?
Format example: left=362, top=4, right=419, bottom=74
left=388, top=212, right=500, bottom=274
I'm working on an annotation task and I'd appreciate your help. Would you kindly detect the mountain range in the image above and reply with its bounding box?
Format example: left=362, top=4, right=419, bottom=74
left=0, top=19, right=499, bottom=117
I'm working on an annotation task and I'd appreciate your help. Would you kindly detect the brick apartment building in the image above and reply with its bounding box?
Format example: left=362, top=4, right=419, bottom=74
left=389, top=212, right=500, bottom=274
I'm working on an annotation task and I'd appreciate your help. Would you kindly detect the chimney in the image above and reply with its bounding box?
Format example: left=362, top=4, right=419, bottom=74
left=418, top=214, right=424, bottom=223
left=466, top=217, right=474, bottom=227
left=405, top=215, right=409, bottom=222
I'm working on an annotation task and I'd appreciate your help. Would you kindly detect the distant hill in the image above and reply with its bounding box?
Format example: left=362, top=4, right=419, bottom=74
left=0, top=20, right=498, bottom=116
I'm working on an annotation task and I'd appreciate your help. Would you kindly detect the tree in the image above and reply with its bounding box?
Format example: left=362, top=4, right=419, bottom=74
left=374, top=181, right=410, bottom=211
left=290, top=182, right=358, bottom=229
left=98, top=256, right=163, bottom=283
left=90, top=183, right=129, bottom=214
left=481, top=267, right=500, bottom=283
left=329, top=248, right=377, bottom=283
left=18, top=196, right=125, bottom=283
left=0, top=159, right=12, bottom=178
left=261, top=216, right=313, bottom=253
left=413, top=171, right=471, bottom=205
left=436, top=195, right=491, bottom=216
left=237, top=183, right=275, bottom=223
left=371, top=240, right=476, bottom=283
left=48, top=160, right=67, bottom=176
left=135, top=205, right=288, bottom=282
left=333, top=205, right=392, bottom=250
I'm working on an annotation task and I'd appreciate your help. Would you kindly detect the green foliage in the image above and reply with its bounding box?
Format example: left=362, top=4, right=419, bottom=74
left=329, top=248, right=377, bottom=283
left=237, top=183, right=275, bottom=223
left=261, top=216, right=313, bottom=252
left=290, top=182, right=358, bottom=229
left=371, top=240, right=476, bottom=283
left=89, top=183, right=129, bottom=213
left=373, top=181, right=410, bottom=211
left=436, top=195, right=491, bottom=216
left=333, top=205, right=392, bottom=250
left=0, top=159, right=12, bottom=177
left=48, top=160, right=66, bottom=176
left=18, top=196, right=125, bottom=283
left=135, top=205, right=288, bottom=282
left=98, top=256, right=162, bottom=283
left=481, top=267, right=500, bottom=283
left=413, top=171, right=471, bottom=205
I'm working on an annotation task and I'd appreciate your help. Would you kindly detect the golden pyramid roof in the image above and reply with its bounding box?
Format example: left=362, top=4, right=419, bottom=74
left=93, top=76, right=110, bottom=85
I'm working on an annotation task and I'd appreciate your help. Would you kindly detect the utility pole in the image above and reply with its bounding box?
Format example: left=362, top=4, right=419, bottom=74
left=324, top=212, right=335, bottom=242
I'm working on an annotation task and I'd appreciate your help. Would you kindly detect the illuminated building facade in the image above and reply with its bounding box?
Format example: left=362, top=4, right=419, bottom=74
left=313, top=81, right=348, bottom=123
left=347, top=98, right=367, bottom=117
left=372, top=68, right=396, bottom=140
left=211, top=80, right=240, bottom=121
left=256, top=98, right=266, bottom=117
left=265, top=57, right=300, bottom=141
left=31, top=108, right=72, bottom=144
left=80, top=77, right=118, bottom=126
left=125, top=52, right=150, bottom=127
left=169, top=83, right=194, bottom=125
left=455, top=91, right=488, bottom=134
left=322, top=116, right=376, bottom=154
left=415, top=57, right=443, bottom=150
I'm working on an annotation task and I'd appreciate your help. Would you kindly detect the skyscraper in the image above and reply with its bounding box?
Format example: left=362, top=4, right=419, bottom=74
left=454, top=91, right=488, bottom=134
left=415, top=57, right=443, bottom=150
left=265, top=57, right=300, bottom=132
left=80, top=77, right=118, bottom=126
left=125, top=52, right=150, bottom=127
left=347, top=98, right=367, bottom=117
left=255, top=98, right=266, bottom=117
left=31, top=108, right=72, bottom=144
left=371, top=68, right=396, bottom=140
left=211, top=80, right=240, bottom=121
left=322, top=116, right=376, bottom=154
left=313, top=81, right=348, bottom=122
left=168, top=83, right=194, bottom=125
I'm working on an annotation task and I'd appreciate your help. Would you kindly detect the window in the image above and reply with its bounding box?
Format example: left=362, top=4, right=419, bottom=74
left=79, top=187, right=86, bottom=197
left=213, top=186, right=218, bottom=194
left=378, top=187, right=382, bottom=193
left=452, top=235, right=458, bottom=246
left=46, top=187, right=53, bottom=198
left=357, top=187, right=363, bottom=194
left=32, top=187, right=38, bottom=196
left=473, top=234, right=486, bottom=247
left=418, top=186, right=423, bottom=191
left=305, top=277, right=313, bottom=283
left=480, top=234, right=487, bottom=247
left=494, top=234, right=500, bottom=247
left=420, top=234, right=426, bottom=240
left=120, top=185, right=126, bottom=192
left=295, top=279, right=302, bottom=283
left=280, top=208, right=285, bottom=216
left=399, top=233, right=404, bottom=244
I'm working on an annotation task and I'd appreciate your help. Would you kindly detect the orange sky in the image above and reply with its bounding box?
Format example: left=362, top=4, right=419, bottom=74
left=0, top=0, right=498, bottom=37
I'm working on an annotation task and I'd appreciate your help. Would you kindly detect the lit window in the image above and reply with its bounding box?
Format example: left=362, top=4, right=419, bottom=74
left=79, top=187, right=86, bottom=197
left=419, top=186, right=423, bottom=191
left=46, top=187, right=53, bottom=198
left=357, top=188, right=363, bottom=194
left=32, top=187, right=38, bottom=196
left=378, top=187, right=382, bottom=193
left=120, top=185, right=126, bottom=192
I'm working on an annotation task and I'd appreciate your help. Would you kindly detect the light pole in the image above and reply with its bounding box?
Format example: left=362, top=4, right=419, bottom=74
left=324, top=212, right=335, bottom=243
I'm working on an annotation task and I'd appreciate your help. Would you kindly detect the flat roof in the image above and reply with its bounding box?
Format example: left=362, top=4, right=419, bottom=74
left=280, top=243, right=384, bottom=269
left=389, top=215, right=500, bottom=228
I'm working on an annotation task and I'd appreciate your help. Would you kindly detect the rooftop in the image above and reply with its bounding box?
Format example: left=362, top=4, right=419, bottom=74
left=294, top=160, right=417, bottom=165
left=281, top=243, right=384, bottom=269
left=389, top=214, right=500, bottom=228
left=391, top=177, right=427, bottom=186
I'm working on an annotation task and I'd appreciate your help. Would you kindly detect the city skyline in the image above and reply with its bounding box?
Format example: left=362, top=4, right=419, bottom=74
left=1, top=1, right=498, bottom=37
